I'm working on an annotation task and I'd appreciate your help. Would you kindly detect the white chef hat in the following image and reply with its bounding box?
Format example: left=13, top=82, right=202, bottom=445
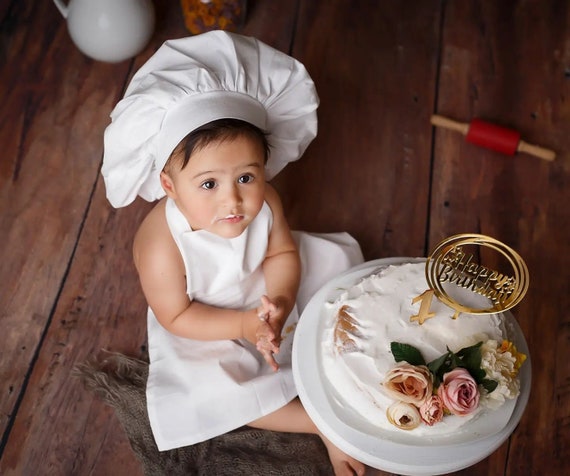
left=101, top=31, right=319, bottom=208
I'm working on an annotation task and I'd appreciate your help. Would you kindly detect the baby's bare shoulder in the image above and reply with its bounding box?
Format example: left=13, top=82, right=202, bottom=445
left=133, top=200, right=180, bottom=273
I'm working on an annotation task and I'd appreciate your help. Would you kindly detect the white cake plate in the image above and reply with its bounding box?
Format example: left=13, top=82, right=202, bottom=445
left=292, top=257, right=531, bottom=476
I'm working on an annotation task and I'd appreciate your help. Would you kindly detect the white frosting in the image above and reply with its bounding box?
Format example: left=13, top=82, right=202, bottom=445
left=321, top=262, right=507, bottom=436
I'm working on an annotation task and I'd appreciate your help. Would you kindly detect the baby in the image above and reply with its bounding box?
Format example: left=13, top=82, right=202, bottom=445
left=134, top=118, right=297, bottom=371
left=102, top=31, right=365, bottom=476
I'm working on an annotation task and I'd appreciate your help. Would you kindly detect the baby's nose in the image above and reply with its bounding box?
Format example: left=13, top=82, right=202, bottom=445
left=223, top=184, right=242, bottom=205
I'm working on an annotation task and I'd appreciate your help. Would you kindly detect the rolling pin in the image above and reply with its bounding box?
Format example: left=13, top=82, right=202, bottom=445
left=431, top=114, right=556, bottom=161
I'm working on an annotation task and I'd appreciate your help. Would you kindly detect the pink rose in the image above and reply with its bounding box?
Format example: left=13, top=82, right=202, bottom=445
left=437, top=367, right=480, bottom=416
left=419, top=394, right=444, bottom=426
left=383, top=363, right=433, bottom=405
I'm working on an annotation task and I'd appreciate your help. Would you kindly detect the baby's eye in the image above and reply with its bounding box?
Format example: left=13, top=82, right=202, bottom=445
left=201, top=180, right=216, bottom=190
left=238, top=174, right=254, bottom=184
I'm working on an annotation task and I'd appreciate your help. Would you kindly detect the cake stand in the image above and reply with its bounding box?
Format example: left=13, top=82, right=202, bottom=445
left=292, top=257, right=531, bottom=476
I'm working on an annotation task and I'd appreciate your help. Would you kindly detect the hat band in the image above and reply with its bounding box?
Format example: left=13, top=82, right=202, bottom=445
left=155, top=91, right=267, bottom=172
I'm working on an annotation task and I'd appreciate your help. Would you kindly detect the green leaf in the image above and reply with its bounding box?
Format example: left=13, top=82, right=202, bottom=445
left=469, top=367, right=486, bottom=383
left=456, top=342, right=483, bottom=368
left=428, top=351, right=456, bottom=388
left=427, top=352, right=449, bottom=375
left=454, top=342, right=488, bottom=384
left=481, top=379, right=498, bottom=393
left=449, top=351, right=461, bottom=369
left=390, top=342, right=426, bottom=366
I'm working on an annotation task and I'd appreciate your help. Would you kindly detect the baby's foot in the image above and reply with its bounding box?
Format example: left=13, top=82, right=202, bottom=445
left=320, top=433, right=365, bottom=476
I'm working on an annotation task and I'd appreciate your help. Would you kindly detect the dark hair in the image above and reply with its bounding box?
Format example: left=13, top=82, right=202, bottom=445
left=165, top=118, right=270, bottom=171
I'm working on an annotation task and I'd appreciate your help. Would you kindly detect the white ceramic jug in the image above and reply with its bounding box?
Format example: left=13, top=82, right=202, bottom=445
left=53, top=0, right=155, bottom=63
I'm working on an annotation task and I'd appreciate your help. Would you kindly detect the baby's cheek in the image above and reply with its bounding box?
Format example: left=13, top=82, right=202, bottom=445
left=193, top=207, right=217, bottom=230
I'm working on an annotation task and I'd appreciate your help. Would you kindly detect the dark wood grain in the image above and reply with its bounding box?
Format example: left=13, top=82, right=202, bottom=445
left=0, top=1, right=300, bottom=475
left=0, top=0, right=568, bottom=475
left=0, top=0, right=131, bottom=449
left=274, top=0, right=442, bottom=260
left=431, top=2, right=570, bottom=475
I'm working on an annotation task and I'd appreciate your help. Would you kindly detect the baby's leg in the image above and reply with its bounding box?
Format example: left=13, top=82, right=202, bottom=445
left=248, top=398, right=365, bottom=476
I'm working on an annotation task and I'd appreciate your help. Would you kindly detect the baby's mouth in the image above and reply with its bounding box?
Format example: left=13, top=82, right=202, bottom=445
left=220, top=214, right=244, bottom=224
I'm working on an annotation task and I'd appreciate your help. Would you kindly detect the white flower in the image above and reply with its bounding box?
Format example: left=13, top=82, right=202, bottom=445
left=479, top=340, right=520, bottom=409
left=386, top=401, right=422, bottom=430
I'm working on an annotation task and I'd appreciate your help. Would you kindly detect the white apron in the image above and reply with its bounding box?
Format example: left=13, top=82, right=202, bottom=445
left=146, top=198, right=363, bottom=451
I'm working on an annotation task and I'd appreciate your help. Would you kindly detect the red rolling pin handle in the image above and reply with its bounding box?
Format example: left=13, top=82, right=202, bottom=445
left=430, top=114, right=556, bottom=161
left=465, top=118, right=520, bottom=155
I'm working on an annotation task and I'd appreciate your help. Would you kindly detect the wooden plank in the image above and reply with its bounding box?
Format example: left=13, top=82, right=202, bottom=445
left=0, top=1, right=301, bottom=474
left=0, top=0, right=132, bottom=447
left=272, top=0, right=442, bottom=260
left=431, top=1, right=570, bottom=474
left=2, top=0, right=567, bottom=474
left=0, top=188, right=154, bottom=475
left=273, top=1, right=440, bottom=474
left=241, top=0, right=299, bottom=51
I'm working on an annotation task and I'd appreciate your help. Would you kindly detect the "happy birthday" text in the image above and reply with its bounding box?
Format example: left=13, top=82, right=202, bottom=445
left=437, top=246, right=516, bottom=305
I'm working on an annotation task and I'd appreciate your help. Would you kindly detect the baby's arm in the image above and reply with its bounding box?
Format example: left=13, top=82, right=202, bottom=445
left=262, top=185, right=301, bottom=335
left=133, top=199, right=264, bottom=342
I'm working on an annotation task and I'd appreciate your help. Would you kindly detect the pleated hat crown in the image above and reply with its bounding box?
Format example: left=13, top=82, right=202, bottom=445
left=102, top=31, right=319, bottom=208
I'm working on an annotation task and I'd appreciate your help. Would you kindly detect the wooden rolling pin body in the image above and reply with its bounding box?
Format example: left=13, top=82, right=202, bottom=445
left=430, top=114, right=555, bottom=161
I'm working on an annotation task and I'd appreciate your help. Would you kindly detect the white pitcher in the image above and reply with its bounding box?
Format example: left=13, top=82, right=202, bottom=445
left=53, top=0, right=155, bottom=63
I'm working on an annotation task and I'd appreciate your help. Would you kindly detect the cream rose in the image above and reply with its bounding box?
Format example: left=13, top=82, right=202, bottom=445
left=386, top=401, right=421, bottom=430
left=437, top=367, right=480, bottom=416
left=481, top=340, right=517, bottom=380
left=383, top=363, right=433, bottom=405
left=419, top=394, right=444, bottom=426
left=480, top=340, right=521, bottom=408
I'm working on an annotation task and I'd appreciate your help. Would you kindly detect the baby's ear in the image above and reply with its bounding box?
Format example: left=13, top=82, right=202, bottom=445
left=160, top=171, right=176, bottom=198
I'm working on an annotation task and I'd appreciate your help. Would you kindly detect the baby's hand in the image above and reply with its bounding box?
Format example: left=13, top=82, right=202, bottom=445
left=258, top=295, right=286, bottom=338
left=256, top=327, right=280, bottom=371
left=255, top=295, right=284, bottom=371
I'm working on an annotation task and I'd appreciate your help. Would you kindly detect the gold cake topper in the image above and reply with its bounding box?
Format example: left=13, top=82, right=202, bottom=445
left=421, top=234, right=529, bottom=320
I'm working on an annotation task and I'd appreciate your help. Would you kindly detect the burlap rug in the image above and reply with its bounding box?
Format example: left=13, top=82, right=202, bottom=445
left=74, top=352, right=333, bottom=475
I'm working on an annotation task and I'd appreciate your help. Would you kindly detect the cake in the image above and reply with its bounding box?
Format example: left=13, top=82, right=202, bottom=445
left=321, top=261, right=526, bottom=436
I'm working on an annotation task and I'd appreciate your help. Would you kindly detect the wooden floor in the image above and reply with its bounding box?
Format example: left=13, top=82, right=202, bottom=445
left=1, top=1, right=569, bottom=474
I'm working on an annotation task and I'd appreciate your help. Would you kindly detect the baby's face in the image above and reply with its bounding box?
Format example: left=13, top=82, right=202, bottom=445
left=165, top=135, right=266, bottom=238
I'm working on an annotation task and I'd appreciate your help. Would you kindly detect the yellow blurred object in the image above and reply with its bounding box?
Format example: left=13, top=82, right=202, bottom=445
left=180, top=0, right=246, bottom=35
